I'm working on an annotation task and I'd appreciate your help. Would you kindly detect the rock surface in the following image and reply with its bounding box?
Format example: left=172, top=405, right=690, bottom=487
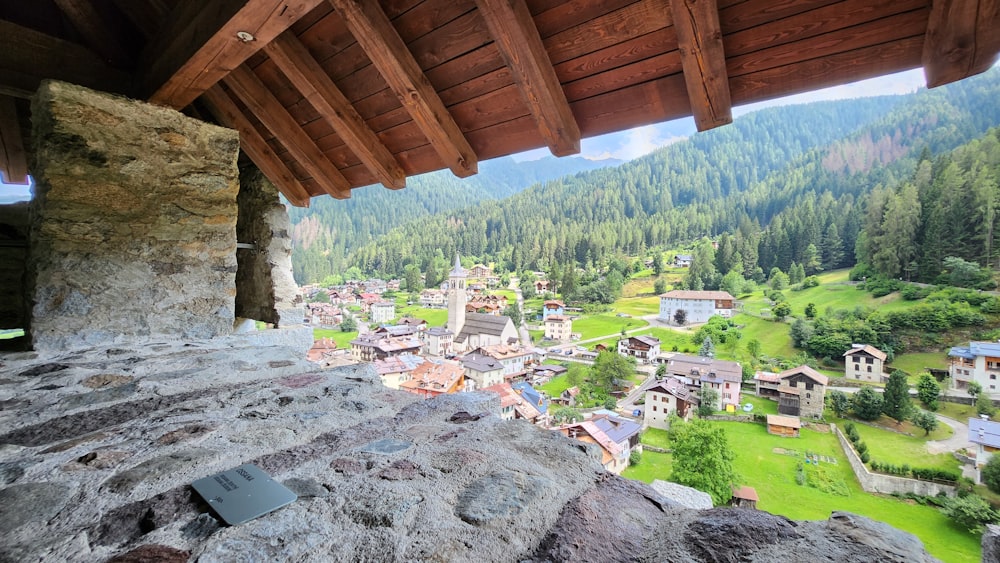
left=28, top=80, right=240, bottom=351
left=0, top=339, right=944, bottom=562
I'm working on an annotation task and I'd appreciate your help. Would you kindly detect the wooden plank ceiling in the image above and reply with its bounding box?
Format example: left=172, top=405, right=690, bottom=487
left=0, top=0, right=998, bottom=203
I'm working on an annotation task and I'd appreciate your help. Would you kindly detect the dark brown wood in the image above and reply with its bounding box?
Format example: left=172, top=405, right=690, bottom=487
left=0, top=95, right=29, bottom=185
left=543, top=0, right=672, bottom=65
left=670, top=0, right=733, bottom=131
left=265, top=32, right=406, bottom=189
left=475, top=0, right=581, bottom=156
left=0, top=19, right=133, bottom=99
left=726, top=9, right=927, bottom=78
left=923, top=0, right=1000, bottom=87
left=142, top=0, right=326, bottom=109
left=223, top=65, right=351, bottom=199
left=201, top=86, right=311, bottom=206
left=329, top=0, right=478, bottom=177
left=52, top=0, right=131, bottom=67
left=111, top=0, right=170, bottom=38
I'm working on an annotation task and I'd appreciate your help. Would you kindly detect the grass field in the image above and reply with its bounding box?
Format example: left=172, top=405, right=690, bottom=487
left=738, top=269, right=913, bottom=319
left=888, top=351, right=949, bottom=379
left=624, top=421, right=980, bottom=563
left=313, top=328, right=358, bottom=348
left=742, top=395, right=779, bottom=415
left=392, top=297, right=448, bottom=326
left=572, top=315, right=648, bottom=340
left=611, top=296, right=661, bottom=316
left=732, top=314, right=795, bottom=358
left=832, top=415, right=957, bottom=470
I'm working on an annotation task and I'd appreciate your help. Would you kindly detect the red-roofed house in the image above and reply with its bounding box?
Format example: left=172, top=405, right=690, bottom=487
left=658, top=290, right=735, bottom=324
left=777, top=365, right=829, bottom=418
left=400, top=361, right=465, bottom=398
left=307, top=338, right=338, bottom=366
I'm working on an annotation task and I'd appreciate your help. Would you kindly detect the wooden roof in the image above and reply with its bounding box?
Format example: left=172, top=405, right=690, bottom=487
left=2, top=0, right=999, bottom=205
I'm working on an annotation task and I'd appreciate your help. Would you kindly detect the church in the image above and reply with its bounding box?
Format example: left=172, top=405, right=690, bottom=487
left=446, top=254, right=519, bottom=353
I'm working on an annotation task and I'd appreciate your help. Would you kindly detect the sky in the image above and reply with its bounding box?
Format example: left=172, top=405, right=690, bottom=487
left=0, top=68, right=929, bottom=200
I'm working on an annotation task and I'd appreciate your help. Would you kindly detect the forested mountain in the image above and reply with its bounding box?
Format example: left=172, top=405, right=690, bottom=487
left=302, top=67, right=1000, bottom=285
left=290, top=155, right=619, bottom=282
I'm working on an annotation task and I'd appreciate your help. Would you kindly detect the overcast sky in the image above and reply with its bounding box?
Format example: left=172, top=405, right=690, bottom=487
left=0, top=68, right=930, bottom=198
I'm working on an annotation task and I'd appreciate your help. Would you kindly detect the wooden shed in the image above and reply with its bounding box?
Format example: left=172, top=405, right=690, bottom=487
left=731, top=486, right=759, bottom=509
left=766, top=414, right=801, bottom=437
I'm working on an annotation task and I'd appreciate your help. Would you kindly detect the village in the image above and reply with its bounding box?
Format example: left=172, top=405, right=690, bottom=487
left=294, top=252, right=1000, bottom=543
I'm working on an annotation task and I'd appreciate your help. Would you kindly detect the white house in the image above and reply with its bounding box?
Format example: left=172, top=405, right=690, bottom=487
left=370, top=301, right=396, bottom=324
left=970, top=417, right=1000, bottom=483
left=643, top=377, right=698, bottom=429
left=949, top=341, right=1000, bottom=394
left=544, top=314, right=572, bottom=341
left=843, top=344, right=887, bottom=382
left=617, top=335, right=661, bottom=364
left=658, top=290, right=735, bottom=325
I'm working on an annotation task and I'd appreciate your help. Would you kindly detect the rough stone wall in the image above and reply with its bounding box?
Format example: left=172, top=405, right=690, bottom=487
left=833, top=424, right=956, bottom=497
left=235, top=166, right=301, bottom=326
left=27, top=81, right=240, bottom=351
left=0, top=343, right=942, bottom=563
left=0, top=202, right=30, bottom=329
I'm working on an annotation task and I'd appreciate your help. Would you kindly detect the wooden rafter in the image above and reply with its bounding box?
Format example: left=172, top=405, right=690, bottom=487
left=223, top=65, right=351, bottom=199
left=0, top=96, right=29, bottom=185
left=923, top=0, right=1000, bottom=88
left=141, top=0, right=325, bottom=109
left=201, top=86, right=311, bottom=207
left=111, top=0, right=170, bottom=39
left=328, top=0, right=478, bottom=178
left=264, top=32, right=406, bottom=189
left=475, top=0, right=580, bottom=157
left=0, top=20, right=132, bottom=99
left=670, top=0, right=732, bottom=131
left=52, top=0, right=131, bottom=68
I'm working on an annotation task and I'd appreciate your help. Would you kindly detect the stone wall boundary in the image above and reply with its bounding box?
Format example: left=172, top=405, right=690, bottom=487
left=832, top=424, right=956, bottom=497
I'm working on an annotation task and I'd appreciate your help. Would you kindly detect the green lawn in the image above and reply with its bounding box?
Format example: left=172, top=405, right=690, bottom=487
left=572, top=315, right=649, bottom=340
left=0, top=329, right=24, bottom=340
left=888, top=351, right=948, bottom=379
left=392, top=297, right=448, bottom=326
left=830, top=415, right=956, bottom=470
left=611, top=296, right=661, bottom=316
left=739, top=269, right=912, bottom=319
left=732, top=313, right=796, bottom=358
left=742, top=395, right=779, bottom=415
left=313, top=328, right=358, bottom=349
left=640, top=428, right=671, bottom=449
left=624, top=421, right=980, bottom=563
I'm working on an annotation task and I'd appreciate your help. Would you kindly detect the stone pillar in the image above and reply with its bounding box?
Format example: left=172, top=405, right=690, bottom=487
left=0, top=202, right=30, bottom=330
left=235, top=166, right=303, bottom=326
left=28, top=80, right=240, bottom=351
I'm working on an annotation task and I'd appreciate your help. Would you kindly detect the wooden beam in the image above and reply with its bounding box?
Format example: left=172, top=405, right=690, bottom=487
left=923, top=0, right=1000, bottom=87
left=264, top=32, right=406, bottom=189
left=52, top=0, right=132, bottom=68
left=141, top=0, right=325, bottom=109
left=0, top=96, right=29, bottom=185
left=328, top=0, right=478, bottom=177
left=111, top=0, right=171, bottom=38
left=0, top=20, right=133, bottom=99
left=223, top=65, right=351, bottom=199
left=201, top=86, right=311, bottom=207
left=474, top=0, right=580, bottom=157
left=669, top=0, right=732, bottom=131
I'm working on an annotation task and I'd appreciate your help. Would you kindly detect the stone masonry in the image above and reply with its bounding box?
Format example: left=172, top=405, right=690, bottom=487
left=0, top=341, right=942, bottom=562
left=27, top=81, right=240, bottom=351
left=235, top=166, right=301, bottom=326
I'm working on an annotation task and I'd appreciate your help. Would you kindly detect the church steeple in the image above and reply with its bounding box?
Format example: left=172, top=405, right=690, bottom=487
left=447, top=253, right=467, bottom=337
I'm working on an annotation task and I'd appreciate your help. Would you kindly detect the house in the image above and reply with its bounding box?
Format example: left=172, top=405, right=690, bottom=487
left=399, top=361, right=465, bottom=398
left=557, top=386, right=581, bottom=406
left=658, top=290, right=735, bottom=325
left=766, top=414, right=801, bottom=437
left=373, top=324, right=419, bottom=338
left=557, top=413, right=642, bottom=474
left=544, top=314, right=572, bottom=342
left=532, top=364, right=567, bottom=381
left=753, top=371, right=781, bottom=399
left=674, top=254, right=693, bottom=267
left=542, top=299, right=565, bottom=320
left=969, top=417, right=1000, bottom=483
left=306, top=338, right=338, bottom=366
left=370, top=301, right=395, bottom=324
left=398, top=317, right=428, bottom=331
left=949, top=341, right=1000, bottom=394
left=349, top=333, right=422, bottom=362
left=843, top=344, right=887, bottom=382
left=473, top=343, right=534, bottom=380
left=776, top=365, right=828, bottom=418
left=419, top=289, right=447, bottom=308
left=643, top=377, right=698, bottom=430
left=461, top=352, right=505, bottom=391
left=373, top=354, right=424, bottom=390
left=534, top=279, right=550, bottom=293
left=482, top=382, right=548, bottom=422
left=618, top=335, right=661, bottom=364
left=658, top=354, right=742, bottom=411
left=731, top=486, right=759, bottom=509
left=422, top=327, right=454, bottom=357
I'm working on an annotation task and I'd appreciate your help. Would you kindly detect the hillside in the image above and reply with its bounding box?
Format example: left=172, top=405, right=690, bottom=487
left=289, top=155, right=620, bottom=282
left=343, top=67, right=1000, bottom=280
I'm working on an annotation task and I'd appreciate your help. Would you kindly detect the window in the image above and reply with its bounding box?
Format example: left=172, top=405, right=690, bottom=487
left=806, top=393, right=811, bottom=399
left=789, top=381, right=797, bottom=387
left=652, top=405, right=657, bottom=412
left=866, top=357, right=873, bottom=364
left=806, top=383, right=814, bottom=391
left=867, top=366, right=872, bottom=373
left=993, top=374, right=997, bottom=381
left=853, top=357, right=860, bottom=364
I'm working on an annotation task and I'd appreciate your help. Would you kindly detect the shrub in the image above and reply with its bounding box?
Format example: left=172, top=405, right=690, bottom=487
left=629, top=450, right=642, bottom=466
left=859, top=451, right=870, bottom=463
left=982, top=455, right=1000, bottom=494
left=801, top=276, right=820, bottom=289
left=941, top=495, right=999, bottom=534
left=856, top=441, right=868, bottom=455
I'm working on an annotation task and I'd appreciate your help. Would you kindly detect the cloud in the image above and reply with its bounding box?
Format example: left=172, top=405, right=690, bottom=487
left=581, top=124, right=690, bottom=161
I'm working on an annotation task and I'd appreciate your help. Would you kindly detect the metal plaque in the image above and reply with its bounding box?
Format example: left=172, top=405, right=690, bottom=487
left=191, top=463, right=297, bottom=525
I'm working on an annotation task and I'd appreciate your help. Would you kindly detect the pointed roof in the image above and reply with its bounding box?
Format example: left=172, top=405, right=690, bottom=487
left=844, top=344, right=887, bottom=361
left=778, top=365, right=829, bottom=386
left=451, top=253, right=466, bottom=278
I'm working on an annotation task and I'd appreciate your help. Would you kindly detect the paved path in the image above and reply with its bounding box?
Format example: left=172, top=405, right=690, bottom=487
left=926, top=414, right=972, bottom=455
